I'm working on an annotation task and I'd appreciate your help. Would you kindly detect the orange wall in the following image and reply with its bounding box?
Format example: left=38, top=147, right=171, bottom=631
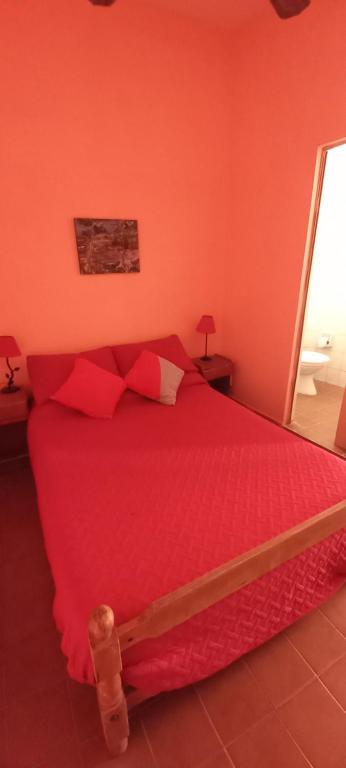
left=222, top=0, right=346, bottom=422
left=2, top=0, right=346, bottom=419
left=0, top=0, right=231, bottom=387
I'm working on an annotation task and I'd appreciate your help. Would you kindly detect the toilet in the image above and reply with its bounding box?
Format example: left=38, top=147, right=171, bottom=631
left=297, top=350, right=330, bottom=396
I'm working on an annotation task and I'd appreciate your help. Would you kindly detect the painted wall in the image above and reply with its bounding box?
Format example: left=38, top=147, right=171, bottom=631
left=303, top=144, right=346, bottom=388
left=221, top=0, right=346, bottom=422
left=2, top=0, right=346, bottom=418
left=0, top=0, right=232, bottom=387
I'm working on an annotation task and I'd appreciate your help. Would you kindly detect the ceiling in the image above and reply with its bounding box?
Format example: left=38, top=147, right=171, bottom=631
left=147, top=0, right=269, bottom=29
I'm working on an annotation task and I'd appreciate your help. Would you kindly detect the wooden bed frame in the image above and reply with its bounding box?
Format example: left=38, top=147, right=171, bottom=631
left=89, top=498, right=346, bottom=757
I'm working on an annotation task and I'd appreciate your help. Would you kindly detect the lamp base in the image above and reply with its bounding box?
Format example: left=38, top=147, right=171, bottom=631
left=1, top=385, right=20, bottom=395
left=200, top=355, right=212, bottom=362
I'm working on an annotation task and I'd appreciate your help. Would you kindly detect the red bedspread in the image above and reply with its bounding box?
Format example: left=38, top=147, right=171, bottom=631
left=28, top=381, right=346, bottom=693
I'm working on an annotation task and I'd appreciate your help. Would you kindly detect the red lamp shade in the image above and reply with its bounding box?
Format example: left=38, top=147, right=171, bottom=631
left=196, top=315, right=216, bottom=335
left=0, top=336, right=21, bottom=358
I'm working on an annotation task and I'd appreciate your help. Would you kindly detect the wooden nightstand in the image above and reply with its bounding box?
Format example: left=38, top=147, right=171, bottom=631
left=193, top=354, right=233, bottom=395
left=0, top=389, right=29, bottom=461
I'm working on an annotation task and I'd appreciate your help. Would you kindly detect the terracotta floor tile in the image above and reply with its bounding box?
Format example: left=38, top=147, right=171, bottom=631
left=197, top=658, right=272, bottom=744
left=2, top=469, right=41, bottom=552
left=3, top=554, right=54, bottom=646
left=288, top=384, right=345, bottom=458
left=36, top=743, right=83, bottom=768
left=199, top=750, right=233, bottom=768
left=6, top=681, right=78, bottom=768
left=286, top=609, right=346, bottom=672
left=3, top=505, right=46, bottom=566
left=4, top=626, right=67, bottom=704
left=142, top=686, right=220, bottom=768
left=320, top=585, right=346, bottom=636
left=228, top=712, right=310, bottom=768
left=81, top=719, right=155, bottom=768
left=278, top=679, right=346, bottom=768
left=320, top=655, right=346, bottom=710
left=68, top=678, right=103, bottom=742
left=246, top=633, right=313, bottom=706
left=0, top=666, right=5, bottom=712
left=0, top=713, right=8, bottom=768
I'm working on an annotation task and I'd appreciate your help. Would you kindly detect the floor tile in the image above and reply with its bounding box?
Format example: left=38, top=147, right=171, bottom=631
left=278, top=679, right=346, bottom=768
left=245, top=633, right=313, bottom=706
left=68, top=678, right=103, bottom=742
left=4, top=626, right=67, bottom=704
left=288, top=383, right=345, bottom=457
left=197, top=658, right=272, bottom=744
left=228, top=712, right=310, bottom=768
left=3, top=553, right=54, bottom=646
left=320, top=654, right=346, bottom=710
left=320, top=585, right=346, bottom=636
left=3, top=497, right=45, bottom=565
left=0, top=666, right=5, bottom=712
left=81, top=718, right=155, bottom=768
left=37, top=743, right=83, bottom=768
left=6, top=681, right=77, bottom=768
left=286, top=609, right=346, bottom=672
left=142, top=686, right=220, bottom=768
left=199, top=751, right=233, bottom=768
left=0, top=713, right=8, bottom=768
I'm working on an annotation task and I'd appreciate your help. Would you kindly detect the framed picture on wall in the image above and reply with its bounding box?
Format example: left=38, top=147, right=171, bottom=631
left=74, top=218, right=140, bottom=274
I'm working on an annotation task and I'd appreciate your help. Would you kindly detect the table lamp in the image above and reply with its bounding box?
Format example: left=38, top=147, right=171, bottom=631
left=196, top=315, right=216, bottom=361
left=0, top=336, right=21, bottom=393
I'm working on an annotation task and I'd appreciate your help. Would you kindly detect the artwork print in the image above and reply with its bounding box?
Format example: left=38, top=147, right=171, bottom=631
left=74, top=218, right=140, bottom=274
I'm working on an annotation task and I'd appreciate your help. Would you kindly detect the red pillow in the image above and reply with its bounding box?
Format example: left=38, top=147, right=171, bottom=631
left=27, top=346, right=120, bottom=405
left=125, top=350, right=184, bottom=406
left=112, top=335, right=196, bottom=378
left=51, top=358, right=126, bottom=418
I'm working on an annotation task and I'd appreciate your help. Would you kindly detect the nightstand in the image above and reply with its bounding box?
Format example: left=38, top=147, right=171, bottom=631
left=193, top=354, right=233, bottom=395
left=0, top=389, right=29, bottom=461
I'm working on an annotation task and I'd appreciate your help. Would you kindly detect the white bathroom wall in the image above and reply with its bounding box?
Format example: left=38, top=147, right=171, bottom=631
left=302, top=143, right=346, bottom=388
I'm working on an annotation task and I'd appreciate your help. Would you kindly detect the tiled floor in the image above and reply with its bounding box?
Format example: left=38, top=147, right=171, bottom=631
left=289, top=380, right=346, bottom=458
left=1, top=458, right=346, bottom=768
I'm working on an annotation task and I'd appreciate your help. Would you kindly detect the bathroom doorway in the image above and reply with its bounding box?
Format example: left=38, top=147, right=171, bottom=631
left=288, top=140, right=346, bottom=458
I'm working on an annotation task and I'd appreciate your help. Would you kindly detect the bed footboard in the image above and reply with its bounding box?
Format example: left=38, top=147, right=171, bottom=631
left=89, top=499, right=346, bottom=758
left=88, top=605, right=129, bottom=756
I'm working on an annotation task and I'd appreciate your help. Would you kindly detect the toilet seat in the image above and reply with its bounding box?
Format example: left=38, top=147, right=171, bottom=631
left=301, top=350, right=330, bottom=365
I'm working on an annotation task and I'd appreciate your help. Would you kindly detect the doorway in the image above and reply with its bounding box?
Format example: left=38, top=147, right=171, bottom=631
left=288, top=141, right=346, bottom=458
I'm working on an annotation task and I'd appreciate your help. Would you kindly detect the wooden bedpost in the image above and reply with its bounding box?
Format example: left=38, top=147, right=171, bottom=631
left=89, top=605, right=129, bottom=756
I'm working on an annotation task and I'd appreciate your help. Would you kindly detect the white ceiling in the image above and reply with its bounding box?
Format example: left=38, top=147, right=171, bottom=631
left=148, top=0, right=269, bottom=29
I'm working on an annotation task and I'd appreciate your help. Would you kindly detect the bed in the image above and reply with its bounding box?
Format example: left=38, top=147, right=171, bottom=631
left=27, top=338, right=346, bottom=757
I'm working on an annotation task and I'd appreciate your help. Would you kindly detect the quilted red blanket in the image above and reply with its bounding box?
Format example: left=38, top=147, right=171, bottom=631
left=28, top=381, right=346, bottom=693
